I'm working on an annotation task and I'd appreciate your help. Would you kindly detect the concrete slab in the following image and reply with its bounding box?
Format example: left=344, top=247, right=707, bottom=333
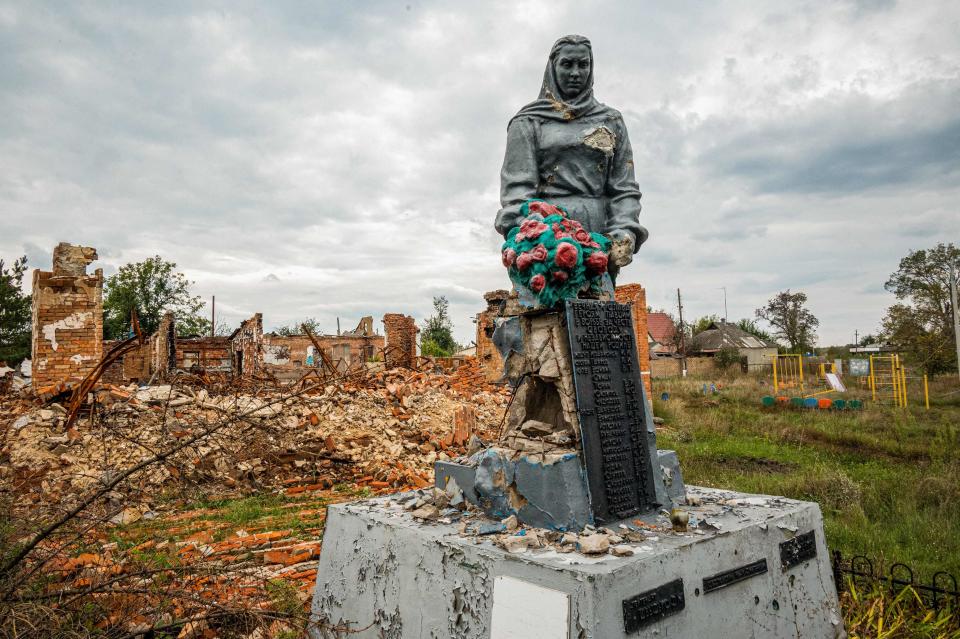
left=435, top=448, right=686, bottom=532
left=310, top=486, right=845, bottom=638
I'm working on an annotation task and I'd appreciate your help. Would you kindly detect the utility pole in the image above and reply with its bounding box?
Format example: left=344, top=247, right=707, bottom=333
left=677, top=288, right=687, bottom=377
left=719, top=286, right=728, bottom=322
left=951, top=264, right=960, bottom=383
left=210, top=295, right=215, bottom=338
left=854, top=329, right=858, bottom=350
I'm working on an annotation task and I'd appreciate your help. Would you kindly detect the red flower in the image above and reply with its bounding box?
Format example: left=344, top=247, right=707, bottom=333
left=529, top=274, right=546, bottom=292
left=516, top=252, right=534, bottom=271
left=554, top=242, right=579, bottom=269
left=585, top=251, right=608, bottom=275
left=529, top=201, right=561, bottom=217
left=502, top=248, right=517, bottom=268
left=530, top=245, right=548, bottom=262
left=573, top=228, right=592, bottom=244
left=517, top=218, right=549, bottom=241
left=562, top=218, right=578, bottom=231
left=552, top=270, right=569, bottom=283
left=552, top=223, right=570, bottom=240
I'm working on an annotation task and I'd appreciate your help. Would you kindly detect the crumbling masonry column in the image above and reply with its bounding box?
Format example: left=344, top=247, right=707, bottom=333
left=615, top=283, right=653, bottom=399
left=382, top=313, right=417, bottom=368
left=31, top=243, right=104, bottom=391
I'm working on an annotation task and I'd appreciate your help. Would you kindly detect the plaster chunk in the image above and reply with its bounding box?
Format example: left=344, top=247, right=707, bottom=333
left=42, top=311, right=93, bottom=351
left=582, top=126, right=616, bottom=156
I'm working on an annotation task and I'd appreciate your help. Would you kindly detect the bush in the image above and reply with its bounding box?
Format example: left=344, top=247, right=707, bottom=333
left=714, top=347, right=743, bottom=371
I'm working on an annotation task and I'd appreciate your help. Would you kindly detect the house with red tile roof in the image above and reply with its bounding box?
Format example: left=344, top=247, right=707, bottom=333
left=647, top=312, right=677, bottom=356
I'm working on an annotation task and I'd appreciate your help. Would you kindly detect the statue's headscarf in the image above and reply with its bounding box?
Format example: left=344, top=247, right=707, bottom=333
left=510, top=34, right=610, bottom=125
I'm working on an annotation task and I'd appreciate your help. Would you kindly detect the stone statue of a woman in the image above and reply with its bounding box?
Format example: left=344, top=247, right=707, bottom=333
left=495, top=34, right=646, bottom=281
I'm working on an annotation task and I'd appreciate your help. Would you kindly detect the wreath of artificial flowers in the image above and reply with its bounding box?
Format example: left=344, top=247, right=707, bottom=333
left=501, top=199, right=611, bottom=307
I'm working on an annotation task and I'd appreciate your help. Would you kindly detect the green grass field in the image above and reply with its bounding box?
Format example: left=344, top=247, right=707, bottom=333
left=652, top=373, right=960, bottom=582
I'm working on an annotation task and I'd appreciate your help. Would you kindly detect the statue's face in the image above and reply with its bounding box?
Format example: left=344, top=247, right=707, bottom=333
left=553, top=44, right=591, bottom=99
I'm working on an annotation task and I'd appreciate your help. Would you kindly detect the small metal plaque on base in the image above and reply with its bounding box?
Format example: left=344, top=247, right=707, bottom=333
left=622, top=578, right=685, bottom=633
left=565, top=300, right=658, bottom=522
left=703, top=558, right=768, bottom=593
left=780, top=530, right=817, bottom=570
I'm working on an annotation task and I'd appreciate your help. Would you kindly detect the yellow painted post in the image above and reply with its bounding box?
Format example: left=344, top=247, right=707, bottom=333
left=924, top=374, right=929, bottom=410
left=869, top=355, right=876, bottom=401
left=892, top=358, right=900, bottom=407
left=798, top=355, right=804, bottom=394
left=772, top=355, right=779, bottom=394
left=901, top=366, right=908, bottom=408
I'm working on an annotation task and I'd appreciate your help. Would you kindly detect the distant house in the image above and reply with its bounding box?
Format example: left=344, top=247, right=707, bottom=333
left=689, top=321, right=778, bottom=369
left=647, top=312, right=677, bottom=357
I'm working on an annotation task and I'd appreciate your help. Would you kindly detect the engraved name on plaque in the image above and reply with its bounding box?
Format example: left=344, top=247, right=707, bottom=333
left=565, top=299, right=658, bottom=522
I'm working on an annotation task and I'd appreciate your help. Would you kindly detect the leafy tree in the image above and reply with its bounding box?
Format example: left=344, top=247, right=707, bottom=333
left=735, top=318, right=773, bottom=343
left=857, top=333, right=878, bottom=347
left=690, top=314, right=722, bottom=337
left=420, top=296, right=458, bottom=357
left=880, top=243, right=960, bottom=375
left=272, top=317, right=323, bottom=337
left=755, top=290, right=819, bottom=352
left=102, top=257, right=207, bottom=339
left=0, top=256, right=31, bottom=365
left=714, top=346, right=743, bottom=371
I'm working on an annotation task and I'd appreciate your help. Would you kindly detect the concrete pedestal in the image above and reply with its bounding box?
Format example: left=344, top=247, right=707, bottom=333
left=310, top=486, right=845, bottom=638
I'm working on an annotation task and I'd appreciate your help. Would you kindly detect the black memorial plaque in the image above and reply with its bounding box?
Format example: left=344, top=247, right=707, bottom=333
left=780, top=530, right=817, bottom=570
left=622, top=578, right=685, bottom=633
left=565, top=299, right=658, bottom=523
left=702, top=558, right=768, bottom=593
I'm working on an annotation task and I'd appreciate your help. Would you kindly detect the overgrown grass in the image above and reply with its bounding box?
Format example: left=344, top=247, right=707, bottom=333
left=653, top=373, right=960, bottom=579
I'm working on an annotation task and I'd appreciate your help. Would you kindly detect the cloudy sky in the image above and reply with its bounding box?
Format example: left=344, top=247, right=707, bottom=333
left=2, top=1, right=958, bottom=346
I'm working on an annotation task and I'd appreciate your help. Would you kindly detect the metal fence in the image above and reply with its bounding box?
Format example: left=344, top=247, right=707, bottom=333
left=831, top=550, right=959, bottom=609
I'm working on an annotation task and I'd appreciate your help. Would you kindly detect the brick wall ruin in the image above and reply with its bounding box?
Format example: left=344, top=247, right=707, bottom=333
left=150, top=312, right=176, bottom=381
left=614, top=283, right=653, bottom=399
left=231, top=313, right=263, bottom=379
left=382, top=314, right=418, bottom=369
left=263, top=333, right=385, bottom=376
left=31, top=243, right=104, bottom=391
left=476, top=289, right=509, bottom=382
left=177, top=337, right=232, bottom=374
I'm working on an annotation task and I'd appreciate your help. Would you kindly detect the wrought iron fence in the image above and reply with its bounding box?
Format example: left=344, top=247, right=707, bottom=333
left=831, top=550, right=959, bottom=609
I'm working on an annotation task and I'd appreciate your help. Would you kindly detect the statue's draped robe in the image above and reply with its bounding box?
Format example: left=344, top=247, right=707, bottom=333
left=495, top=111, right=646, bottom=250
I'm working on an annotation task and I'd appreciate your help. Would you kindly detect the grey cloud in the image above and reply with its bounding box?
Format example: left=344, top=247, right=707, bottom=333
left=2, top=1, right=960, bottom=348
left=700, top=84, right=960, bottom=195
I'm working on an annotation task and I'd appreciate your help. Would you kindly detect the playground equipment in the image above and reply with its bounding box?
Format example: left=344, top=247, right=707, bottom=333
left=868, top=354, right=930, bottom=409
left=770, top=354, right=838, bottom=398
left=771, top=354, right=804, bottom=394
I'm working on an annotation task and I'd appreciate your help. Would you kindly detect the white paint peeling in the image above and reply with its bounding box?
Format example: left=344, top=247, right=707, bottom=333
left=264, top=345, right=291, bottom=365
left=69, top=354, right=92, bottom=365
left=42, top=312, right=92, bottom=351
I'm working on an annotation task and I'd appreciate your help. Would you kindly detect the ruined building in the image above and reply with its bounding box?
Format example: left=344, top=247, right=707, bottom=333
left=475, top=289, right=509, bottom=383
left=31, top=243, right=103, bottom=391
left=263, top=316, right=385, bottom=378
left=29, top=243, right=422, bottom=389
left=382, top=314, right=418, bottom=369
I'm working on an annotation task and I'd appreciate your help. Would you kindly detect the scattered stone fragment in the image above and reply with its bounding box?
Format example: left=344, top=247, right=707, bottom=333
left=411, top=504, right=440, bottom=521
left=577, top=533, right=610, bottom=555
left=500, top=534, right=531, bottom=553
left=501, top=514, right=519, bottom=532
left=611, top=544, right=634, bottom=557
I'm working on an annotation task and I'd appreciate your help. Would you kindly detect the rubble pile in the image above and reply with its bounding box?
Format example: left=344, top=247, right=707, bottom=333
left=0, top=362, right=509, bottom=516
left=380, top=484, right=791, bottom=558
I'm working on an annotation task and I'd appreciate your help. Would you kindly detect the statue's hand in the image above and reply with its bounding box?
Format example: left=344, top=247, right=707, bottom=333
left=607, top=231, right=635, bottom=268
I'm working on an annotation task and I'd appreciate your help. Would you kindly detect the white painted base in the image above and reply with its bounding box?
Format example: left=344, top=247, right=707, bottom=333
left=310, top=486, right=846, bottom=638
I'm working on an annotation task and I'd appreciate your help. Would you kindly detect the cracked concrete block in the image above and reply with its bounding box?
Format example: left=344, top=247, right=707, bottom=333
left=311, top=487, right=844, bottom=638
left=436, top=448, right=593, bottom=531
